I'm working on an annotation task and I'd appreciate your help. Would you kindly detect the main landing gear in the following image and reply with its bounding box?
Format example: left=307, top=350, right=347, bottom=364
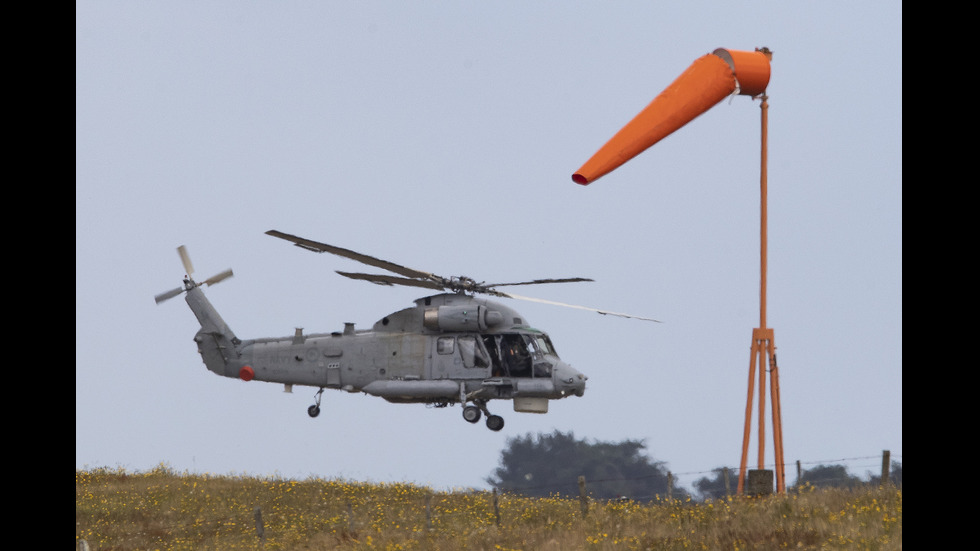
left=308, top=388, right=324, bottom=418
left=462, top=400, right=504, bottom=431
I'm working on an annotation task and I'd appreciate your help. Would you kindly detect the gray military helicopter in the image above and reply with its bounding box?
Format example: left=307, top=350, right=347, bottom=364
left=155, top=230, right=658, bottom=431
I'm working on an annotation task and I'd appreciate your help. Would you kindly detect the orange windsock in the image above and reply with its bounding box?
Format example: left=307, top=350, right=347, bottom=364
left=572, top=48, right=771, bottom=185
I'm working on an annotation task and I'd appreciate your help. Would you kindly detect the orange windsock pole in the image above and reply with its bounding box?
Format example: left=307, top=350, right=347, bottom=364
left=572, top=48, right=770, bottom=185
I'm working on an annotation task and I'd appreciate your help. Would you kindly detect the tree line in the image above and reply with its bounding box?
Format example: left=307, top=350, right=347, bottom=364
left=486, top=430, right=902, bottom=501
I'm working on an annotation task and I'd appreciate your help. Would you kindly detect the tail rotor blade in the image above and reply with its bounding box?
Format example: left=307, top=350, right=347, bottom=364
left=178, top=245, right=194, bottom=276
left=157, top=245, right=234, bottom=305
left=203, top=269, right=234, bottom=287
left=154, top=287, right=184, bottom=304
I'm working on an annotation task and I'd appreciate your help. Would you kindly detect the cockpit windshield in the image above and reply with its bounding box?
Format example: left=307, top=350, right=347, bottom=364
left=524, top=333, right=558, bottom=358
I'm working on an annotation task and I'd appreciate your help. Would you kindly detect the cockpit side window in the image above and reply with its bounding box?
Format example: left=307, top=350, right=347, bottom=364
left=500, top=333, right=532, bottom=377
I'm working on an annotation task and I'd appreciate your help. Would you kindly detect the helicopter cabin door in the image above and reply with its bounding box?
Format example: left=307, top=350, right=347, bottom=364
left=429, top=334, right=491, bottom=380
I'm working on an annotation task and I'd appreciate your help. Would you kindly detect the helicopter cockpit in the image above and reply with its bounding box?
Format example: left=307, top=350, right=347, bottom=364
left=479, top=332, right=556, bottom=379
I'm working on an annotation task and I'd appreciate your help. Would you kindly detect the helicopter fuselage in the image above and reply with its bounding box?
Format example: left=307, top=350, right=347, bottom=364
left=189, top=288, right=587, bottom=427
left=160, top=236, right=611, bottom=431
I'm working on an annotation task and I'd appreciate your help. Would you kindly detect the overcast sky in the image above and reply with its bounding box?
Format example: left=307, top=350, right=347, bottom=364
left=76, top=1, right=901, bottom=493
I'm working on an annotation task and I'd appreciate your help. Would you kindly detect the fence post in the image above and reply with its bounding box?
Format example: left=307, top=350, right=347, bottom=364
left=796, top=460, right=802, bottom=487
left=253, top=506, right=265, bottom=546
left=880, top=450, right=891, bottom=487
left=667, top=472, right=673, bottom=500
left=492, top=488, right=501, bottom=526
left=723, top=467, right=731, bottom=498
left=578, top=475, right=589, bottom=515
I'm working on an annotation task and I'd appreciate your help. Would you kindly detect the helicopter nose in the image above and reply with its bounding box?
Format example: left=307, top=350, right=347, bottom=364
left=555, top=362, right=587, bottom=397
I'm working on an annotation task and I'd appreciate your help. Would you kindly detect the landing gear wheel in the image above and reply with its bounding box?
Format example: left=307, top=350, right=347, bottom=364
left=462, top=405, right=482, bottom=423
left=308, top=388, right=324, bottom=418
left=486, top=415, right=504, bottom=432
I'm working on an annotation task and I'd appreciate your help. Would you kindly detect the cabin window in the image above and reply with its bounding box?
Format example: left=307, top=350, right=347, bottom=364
left=458, top=335, right=490, bottom=369
left=437, top=336, right=454, bottom=354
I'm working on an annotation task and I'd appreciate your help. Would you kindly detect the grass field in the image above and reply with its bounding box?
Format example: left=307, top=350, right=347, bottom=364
left=76, top=465, right=901, bottom=550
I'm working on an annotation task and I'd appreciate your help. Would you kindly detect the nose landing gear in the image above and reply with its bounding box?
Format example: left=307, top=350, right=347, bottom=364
left=462, top=400, right=504, bottom=431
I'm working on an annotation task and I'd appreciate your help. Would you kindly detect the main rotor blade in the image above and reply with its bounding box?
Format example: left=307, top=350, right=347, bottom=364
left=267, top=230, right=436, bottom=281
left=177, top=245, right=194, bottom=276
left=336, top=271, right=447, bottom=291
left=486, top=277, right=594, bottom=287
left=203, top=269, right=234, bottom=287
left=499, top=292, right=662, bottom=323
left=154, top=287, right=183, bottom=304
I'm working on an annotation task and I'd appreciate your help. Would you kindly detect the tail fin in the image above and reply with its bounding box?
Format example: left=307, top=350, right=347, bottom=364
left=155, top=246, right=240, bottom=376
left=186, top=285, right=240, bottom=376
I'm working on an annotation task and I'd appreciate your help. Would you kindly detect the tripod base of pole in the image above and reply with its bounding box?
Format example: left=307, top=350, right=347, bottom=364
left=737, top=328, right=785, bottom=495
